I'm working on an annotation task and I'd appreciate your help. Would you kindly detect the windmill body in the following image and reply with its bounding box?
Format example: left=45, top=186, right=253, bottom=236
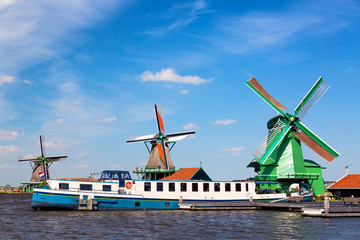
left=246, top=77, right=339, bottom=196
left=127, top=104, right=195, bottom=180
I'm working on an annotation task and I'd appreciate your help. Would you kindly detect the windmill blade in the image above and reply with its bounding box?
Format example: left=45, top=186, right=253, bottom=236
left=126, top=134, right=157, bottom=143
left=154, top=104, right=165, bottom=133
left=168, top=135, right=192, bottom=142
left=167, top=131, right=195, bottom=138
left=18, top=156, right=67, bottom=162
left=157, top=142, right=168, bottom=169
left=46, top=156, right=68, bottom=162
left=259, top=125, right=292, bottom=165
left=294, top=122, right=339, bottom=163
left=294, top=77, right=330, bottom=120
left=40, top=135, right=45, bottom=157
left=245, top=77, right=287, bottom=116
left=18, top=157, right=42, bottom=162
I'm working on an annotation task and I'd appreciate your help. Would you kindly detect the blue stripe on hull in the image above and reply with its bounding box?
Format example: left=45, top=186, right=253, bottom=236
left=32, top=192, right=179, bottom=210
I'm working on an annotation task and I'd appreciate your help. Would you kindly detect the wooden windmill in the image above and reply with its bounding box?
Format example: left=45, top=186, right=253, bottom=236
left=19, top=135, right=67, bottom=182
left=127, top=104, right=195, bottom=180
left=246, top=77, right=339, bottom=195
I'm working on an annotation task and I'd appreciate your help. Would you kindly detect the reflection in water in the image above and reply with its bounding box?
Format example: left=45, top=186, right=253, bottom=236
left=1, top=194, right=360, bottom=239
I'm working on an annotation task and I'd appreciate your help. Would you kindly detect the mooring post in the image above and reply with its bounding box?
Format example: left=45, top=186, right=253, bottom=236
left=324, top=196, right=330, bottom=214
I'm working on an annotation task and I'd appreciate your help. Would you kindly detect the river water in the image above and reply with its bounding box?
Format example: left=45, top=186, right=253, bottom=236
left=1, top=194, right=359, bottom=239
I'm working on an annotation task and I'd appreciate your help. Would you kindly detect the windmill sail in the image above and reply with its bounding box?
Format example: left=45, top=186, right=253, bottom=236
left=246, top=77, right=287, bottom=111
left=18, top=135, right=68, bottom=182
left=294, top=77, right=330, bottom=120
left=127, top=104, right=195, bottom=170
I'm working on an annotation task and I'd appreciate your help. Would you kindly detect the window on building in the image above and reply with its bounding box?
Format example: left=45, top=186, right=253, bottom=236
left=236, top=183, right=241, bottom=192
left=225, top=183, right=231, bottom=192
left=103, top=185, right=111, bottom=191
left=157, top=182, right=163, bottom=192
left=80, top=184, right=92, bottom=191
left=192, top=183, right=198, bottom=192
left=203, top=183, right=209, bottom=192
left=169, top=183, right=175, bottom=192
left=214, top=183, right=220, bottom=192
left=181, top=183, right=187, bottom=192
left=246, top=183, right=249, bottom=192
left=144, top=182, right=151, bottom=191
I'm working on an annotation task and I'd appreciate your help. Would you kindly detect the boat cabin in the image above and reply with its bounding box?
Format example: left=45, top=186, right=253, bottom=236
left=100, top=170, right=131, bottom=187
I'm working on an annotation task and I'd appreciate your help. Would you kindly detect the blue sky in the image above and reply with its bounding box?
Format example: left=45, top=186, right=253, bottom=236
left=0, top=0, right=359, bottom=186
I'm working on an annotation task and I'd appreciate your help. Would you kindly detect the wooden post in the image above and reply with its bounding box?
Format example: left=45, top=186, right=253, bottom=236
left=324, top=196, right=330, bottom=213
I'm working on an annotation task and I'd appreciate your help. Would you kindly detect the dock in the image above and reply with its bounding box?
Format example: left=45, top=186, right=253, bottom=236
left=179, top=198, right=360, bottom=218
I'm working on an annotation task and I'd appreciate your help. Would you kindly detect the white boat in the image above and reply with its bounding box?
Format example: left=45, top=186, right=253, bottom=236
left=31, top=169, right=296, bottom=210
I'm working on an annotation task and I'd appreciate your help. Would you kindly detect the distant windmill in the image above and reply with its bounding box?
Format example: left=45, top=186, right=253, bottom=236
left=18, top=135, right=67, bottom=182
left=127, top=104, right=195, bottom=172
left=344, top=165, right=351, bottom=175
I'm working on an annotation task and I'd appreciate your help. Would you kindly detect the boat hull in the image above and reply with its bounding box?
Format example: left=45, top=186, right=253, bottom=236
left=31, top=190, right=179, bottom=210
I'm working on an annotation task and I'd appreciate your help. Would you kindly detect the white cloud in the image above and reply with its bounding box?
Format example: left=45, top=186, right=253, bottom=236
left=144, top=0, right=209, bottom=35
left=44, top=140, right=80, bottom=149
left=0, top=163, right=18, bottom=169
left=213, top=119, right=237, bottom=125
left=221, top=147, right=245, bottom=152
left=183, top=123, right=200, bottom=130
left=180, top=89, right=190, bottom=94
left=215, top=1, right=359, bottom=54
left=232, top=152, right=241, bottom=156
left=95, top=116, right=117, bottom=124
left=0, top=0, right=17, bottom=11
left=0, top=0, right=123, bottom=73
left=56, top=118, right=64, bottom=123
left=23, top=79, right=31, bottom=84
left=78, top=152, right=88, bottom=157
left=0, top=75, right=15, bottom=86
left=0, top=129, right=20, bottom=140
left=77, top=164, right=89, bottom=169
left=0, top=144, right=19, bottom=152
left=141, top=68, right=209, bottom=85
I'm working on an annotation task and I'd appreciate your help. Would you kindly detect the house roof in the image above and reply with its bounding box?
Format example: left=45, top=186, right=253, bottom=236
left=328, top=174, right=360, bottom=189
left=160, top=168, right=200, bottom=180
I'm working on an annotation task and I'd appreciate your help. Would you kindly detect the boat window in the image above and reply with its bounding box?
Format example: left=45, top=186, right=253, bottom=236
left=135, top=202, right=140, bottom=207
left=169, top=183, right=175, bottom=192
left=203, top=183, right=209, bottom=192
left=144, top=182, right=151, bottom=191
left=236, top=183, right=241, bottom=192
left=192, top=183, right=198, bottom=192
left=103, top=185, right=111, bottom=191
left=165, top=202, right=170, bottom=207
left=123, top=172, right=131, bottom=180
left=214, top=183, right=220, bottom=192
left=157, top=182, right=163, bottom=192
left=59, top=183, right=69, bottom=190
left=181, top=183, right=187, bottom=192
left=80, top=184, right=92, bottom=191
left=246, top=183, right=249, bottom=192
left=225, top=183, right=231, bottom=192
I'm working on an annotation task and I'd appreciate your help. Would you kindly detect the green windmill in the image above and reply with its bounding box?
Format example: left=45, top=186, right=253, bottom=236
left=246, top=77, right=339, bottom=196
